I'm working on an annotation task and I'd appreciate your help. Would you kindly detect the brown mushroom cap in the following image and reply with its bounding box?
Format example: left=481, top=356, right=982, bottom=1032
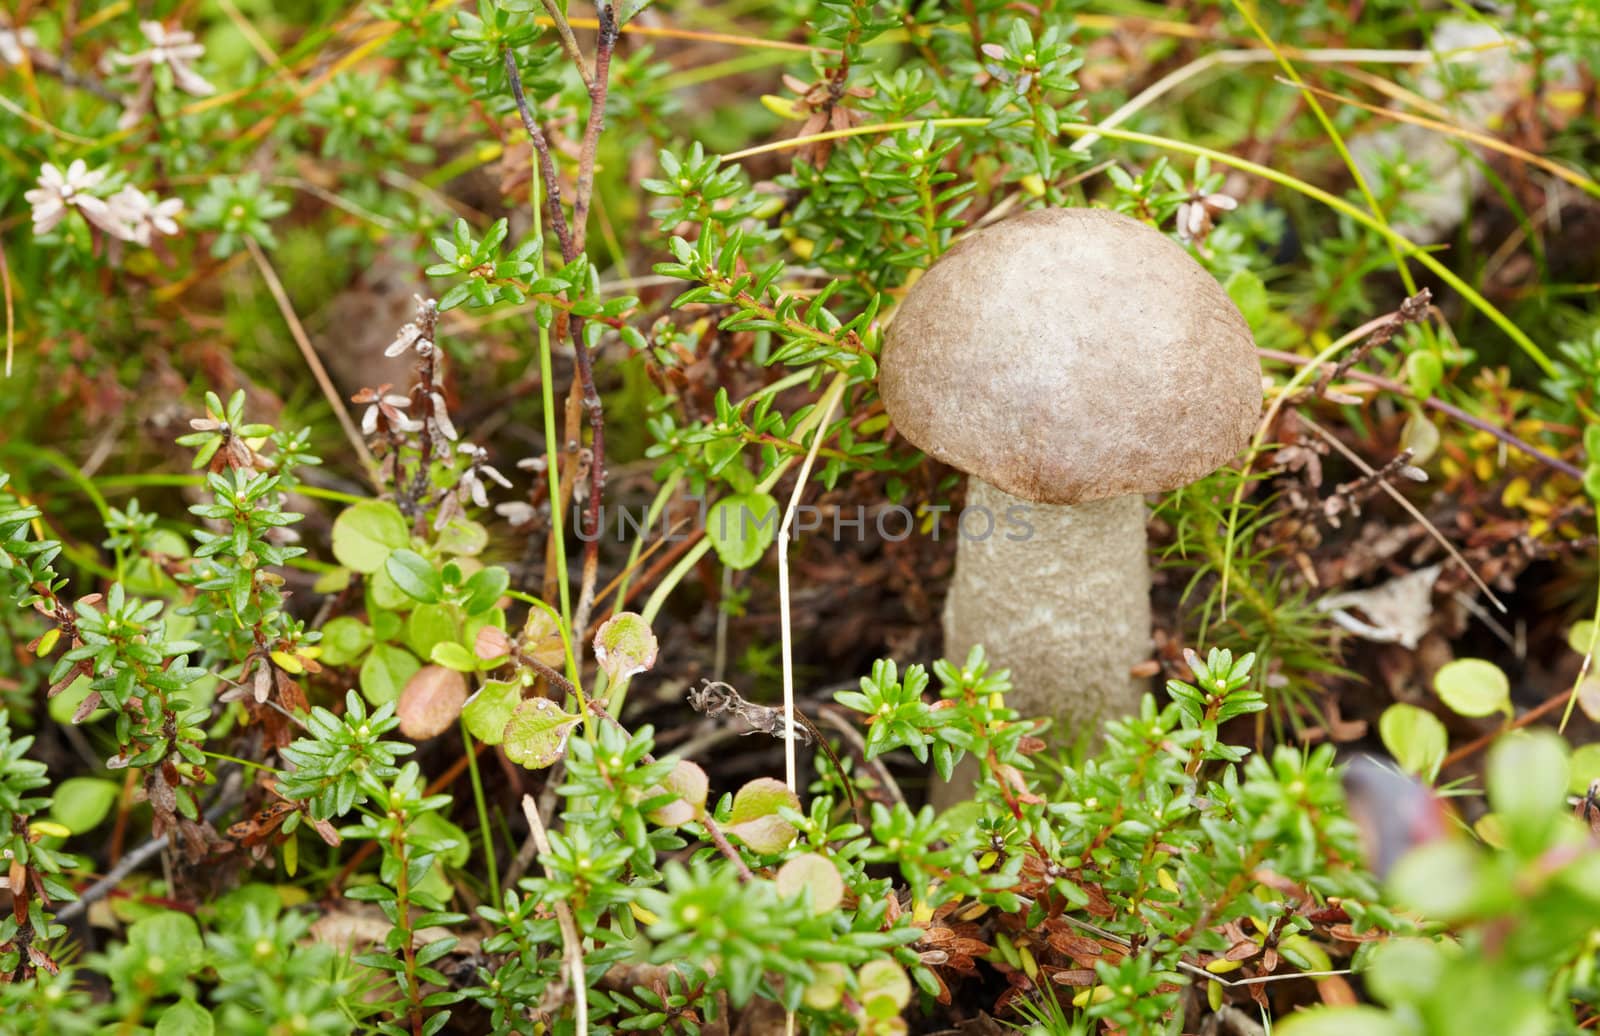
left=878, top=207, right=1261, bottom=505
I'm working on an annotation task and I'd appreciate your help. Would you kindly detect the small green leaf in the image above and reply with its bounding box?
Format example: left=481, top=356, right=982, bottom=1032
left=1378, top=704, right=1447, bottom=782
left=776, top=852, right=844, bottom=914
left=360, top=644, right=422, bottom=706
left=331, top=501, right=409, bottom=573
left=725, top=777, right=799, bottom=854
left=1405, top=350, right=1443, bottom=399
left=155, top=998, right=215, bottom=1036
left=593, top=612, right=658, bottom=684
left=319, top=616, right=373, bottom=667
left=706, top=492, right=779, bottom=570
left=462, top=679, right=522, bottom=745
left=1274, top=1007, right=1410, bottom=1036
left=645, top=759, right=709, bottom=827
left=406, top=604, right=459, bottom=661
left=430, top=641, right=479, bottom=672
left=1487, top=730, right=1568, bottom=852
left=435, top=518, right=489, bottom=557
left=1569, top=742, right=1600, bottom=795
left=1433, top=658, right=1510, bottom=718
left=502, top=698, right=582, bottom=769
left=49, top=777, right=121, bottom=834
left=856, top=959, right=911, bottom=1012
left=387, top=549, right=443, bottom=604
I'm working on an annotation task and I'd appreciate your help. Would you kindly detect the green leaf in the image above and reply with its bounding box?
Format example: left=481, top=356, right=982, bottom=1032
left=1386, top=839, right=1491, bottom=923
left=593, top=612, right=658, bottom=684
left=435, top=518, right=489, bottom=557
left=1569, top=742, right=1600, bottom=795
left=1487, top=730, right=1568, bottom=853
left=462, top=679, right=522, bottom=745
left=1405, top=350, right=1443, bottom=399
left=49, top=777, right=121, bottom=834
left=645, top=759, right=709, bottom=827
left=1433, top=658, right=1510, bottom=718
left=502, top=698, right=582, bottom=769
left=776, top=852, right=844, bottom=914
left=406, top=603, right=459, bottom=661
left=155, top=998, right=215, bottom=1036
left=725, top=777, right=799, bottom=854
left=387, top=549, right=443, bottom=604
left=706, top=492, right=779, bottom=570
left=857, top=959, right=912, bottom=1012
left=331, top=501, right=409, bottom=573
left=360, top=644, right=422, bottom=706
left=319, top=616, right=373, bottom=667
left=1364, top=938, right=1446, bottom=1008
left=126, top=913, right=205, bottom=995
left=430, top=641, right=479, bottom=673
left=1378, top=704, right=1447, bottom=781
left=1274, top=1007, right=1409, bottom=1036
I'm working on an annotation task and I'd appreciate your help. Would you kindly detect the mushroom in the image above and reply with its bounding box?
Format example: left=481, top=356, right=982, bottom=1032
left=878, top=207, right=1261, bottom=750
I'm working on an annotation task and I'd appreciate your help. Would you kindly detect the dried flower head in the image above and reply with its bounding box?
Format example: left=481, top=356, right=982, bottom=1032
left=456, top=444, right=512, bottom=509
left=108, top=21, right=215, bottom=129
left=352, top=385, right=420, bottom=437
left=0, top=24, right=38, bottom=66
left=1176, top=191, right=1238, bottom=246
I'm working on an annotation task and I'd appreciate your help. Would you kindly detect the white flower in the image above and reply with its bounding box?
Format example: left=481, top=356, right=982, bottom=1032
left=23, top=160, right=116, bottom=237
left=115, top=21, right=214, bottom=95
left=0, top=26, right=38, bottom=67
left=105, top=185, right=183, bottom=246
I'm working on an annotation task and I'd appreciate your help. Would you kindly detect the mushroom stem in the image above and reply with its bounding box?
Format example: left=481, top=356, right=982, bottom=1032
left=943, top=479, right=1151, bottom=740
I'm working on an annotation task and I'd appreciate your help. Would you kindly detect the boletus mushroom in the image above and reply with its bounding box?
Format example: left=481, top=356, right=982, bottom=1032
left=878, top=207, right=1261, bottom=750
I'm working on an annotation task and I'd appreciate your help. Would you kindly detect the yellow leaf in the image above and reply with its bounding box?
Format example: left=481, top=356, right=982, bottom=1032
left=760, top=94, right=806, bottom=120
left=29, top=820, right=71, bottom=840
left=34, top=627, right=60, bottom=656
left=270, top=650, right=304, bottom=675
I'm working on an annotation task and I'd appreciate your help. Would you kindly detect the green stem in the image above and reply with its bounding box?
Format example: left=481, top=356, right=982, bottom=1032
left=461, top=721, right=500, bottom=903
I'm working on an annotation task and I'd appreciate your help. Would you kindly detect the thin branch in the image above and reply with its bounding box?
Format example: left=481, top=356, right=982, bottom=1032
left=1309, top=289, right=1431, bottom=400
left=1297, top=414, right=1505, bottom=611
left=570, top=2, right=618, bottom=255
left=521, top=794, right=590, bottom=1035
left=539, top=0, right=594, bottom=88
left=503, top=47, right=576, bottom=259
left=1256, top=346, right=1584, bottom=480
left=245, top=239, right=381, bottom=488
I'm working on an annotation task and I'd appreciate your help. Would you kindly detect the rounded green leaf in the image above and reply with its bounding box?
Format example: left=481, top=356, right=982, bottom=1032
left=706, top=492, right=779, bottom=570
left=1378, top=704, right=1447, bottom=781
left=1433, top=658, right=1510, bottom=718
left=359, top=644, right=421, bottom=706
left=646, top=759, right=709, bottom=827
left=726, top=777, right=799, bottom=854
left=386, top=548, right=442, bottom=604
left=503, top=698, right=582, bottom=769
left=155, top=998, right=215, bottom=1036
left=431, top=640, right=479, bottom=673
left=49, top=777, right=121, bottom=834
left=857, top=959, right=912, bottom=1012
left=1275, top=1007, right=1410, bottom=1036
left=594, top=612, right=658, bottom=684
left=1568, top=620, right=1597, bottom=656
left=318, top=616, right=373, bottom=667
left=1488, top=730, right=1568, bottom=851
left=331, top=500, right=409, bottom=573
left=463, top=679, right=523, bottom=745
left=1365, top=938, right=1447, bottom=1008
left=435, top=517, right=489, bottom=557
left=1569, top=743, right=1600, bottom=796
left=1405, top=350, right=1443, bottom=399
left=405, top=604, right=458, bottom=662
left=776, top=852, right=844, bottom=914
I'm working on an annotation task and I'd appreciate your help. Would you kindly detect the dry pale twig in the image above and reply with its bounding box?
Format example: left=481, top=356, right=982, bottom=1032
left=522, top=794, right=589, bottom=1036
